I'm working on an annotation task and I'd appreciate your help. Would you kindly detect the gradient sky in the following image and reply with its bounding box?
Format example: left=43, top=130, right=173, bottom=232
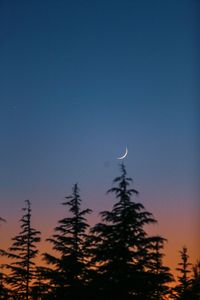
left=0, top=0, right=199, bottom=277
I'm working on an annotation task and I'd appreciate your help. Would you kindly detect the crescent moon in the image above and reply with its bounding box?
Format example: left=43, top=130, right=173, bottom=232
left=117, top=147, right=128, bottom=160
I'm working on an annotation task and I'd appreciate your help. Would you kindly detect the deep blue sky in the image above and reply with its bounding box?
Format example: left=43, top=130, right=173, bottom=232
left=0, top=0, right=199, bottom=270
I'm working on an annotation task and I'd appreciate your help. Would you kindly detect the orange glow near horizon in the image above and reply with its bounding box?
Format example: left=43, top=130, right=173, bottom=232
left=0, top=196, right=198, bottom=283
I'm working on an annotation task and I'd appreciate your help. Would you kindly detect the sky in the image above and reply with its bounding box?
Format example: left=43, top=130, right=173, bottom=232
left=0, top=0, right=199, bottom=277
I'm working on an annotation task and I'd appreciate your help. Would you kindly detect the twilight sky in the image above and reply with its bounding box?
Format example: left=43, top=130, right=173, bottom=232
left=0, top=0, right=199, bottom=275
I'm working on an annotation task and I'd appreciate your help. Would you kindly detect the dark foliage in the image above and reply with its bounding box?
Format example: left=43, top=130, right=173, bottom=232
left=146, top=235, right=174, bottom=299
left=43, top=183, right=92, bottom=300
left=0, top=200, right=41, bottom=300
left=0, top=166, right=198, bottom=300
left=172, top=246, right=192, bottom=299
left=88, top=164, right=172, bottom=300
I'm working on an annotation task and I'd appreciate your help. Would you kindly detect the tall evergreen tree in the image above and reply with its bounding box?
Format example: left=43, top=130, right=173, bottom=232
left=177, top=260, right=200, bottom=300
left=173, top=246, right=192, bottom=299
left=0, top=200, right=41, bottom=300
left=43, top=183, right=92, bottom=300
left=147, top=236, right=173, bottom=299
left=190, top=260, right=200, bottom=300
left=89, top=163, right=163, bottom=300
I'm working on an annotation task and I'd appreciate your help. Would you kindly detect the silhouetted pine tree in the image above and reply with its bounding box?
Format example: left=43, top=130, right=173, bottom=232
left=0, top=200, right=41, bottom=300
left=186, top=260, right=200, bottom=300
left=43, top=183, right=92, bottom=300
left=147, top=236, right=173, bottom=299
left=89, top=163, right=161, bottom=300
left=173, top=246, right=192, bottom=299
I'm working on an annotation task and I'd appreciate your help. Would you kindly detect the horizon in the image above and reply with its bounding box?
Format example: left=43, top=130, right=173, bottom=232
left=0, top=161, right=198, bottom=280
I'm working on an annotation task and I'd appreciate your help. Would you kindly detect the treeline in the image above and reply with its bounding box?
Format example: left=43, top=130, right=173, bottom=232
left=0, top=164, right=199, bottom=300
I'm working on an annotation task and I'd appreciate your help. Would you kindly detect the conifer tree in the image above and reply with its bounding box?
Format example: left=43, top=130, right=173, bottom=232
left=43, top=183, right=92, bottom=300
left=147, top=236, right=173, bottom=299
left=173, top=246, right=192, bottom=299
left=0, top=200, right=41, bottom=300
left=190, top=260, right=200, bottom=300
left=177, top=259, right=200, bottom=300
left=89, top=163, right=160, bottom=300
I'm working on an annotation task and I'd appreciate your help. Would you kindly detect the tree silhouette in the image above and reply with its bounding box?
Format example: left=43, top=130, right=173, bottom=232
left=89, top=163, right=166, bottom=300
left=147, top=235, right=174, bottom=299
left=0, top=167, right=197, bottom=300
left=43, top=183, right=92, bottom=300
left=173, top=246, right=192, bottom=299
left=182, top=260, right=200, bottom=300
left=191, top=260, right=200, bottom=299
left=0, top=200, right=41, bottom=300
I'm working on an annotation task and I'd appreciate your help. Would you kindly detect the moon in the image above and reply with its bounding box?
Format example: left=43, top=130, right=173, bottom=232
left=117, top=147, right=128, bottom=160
